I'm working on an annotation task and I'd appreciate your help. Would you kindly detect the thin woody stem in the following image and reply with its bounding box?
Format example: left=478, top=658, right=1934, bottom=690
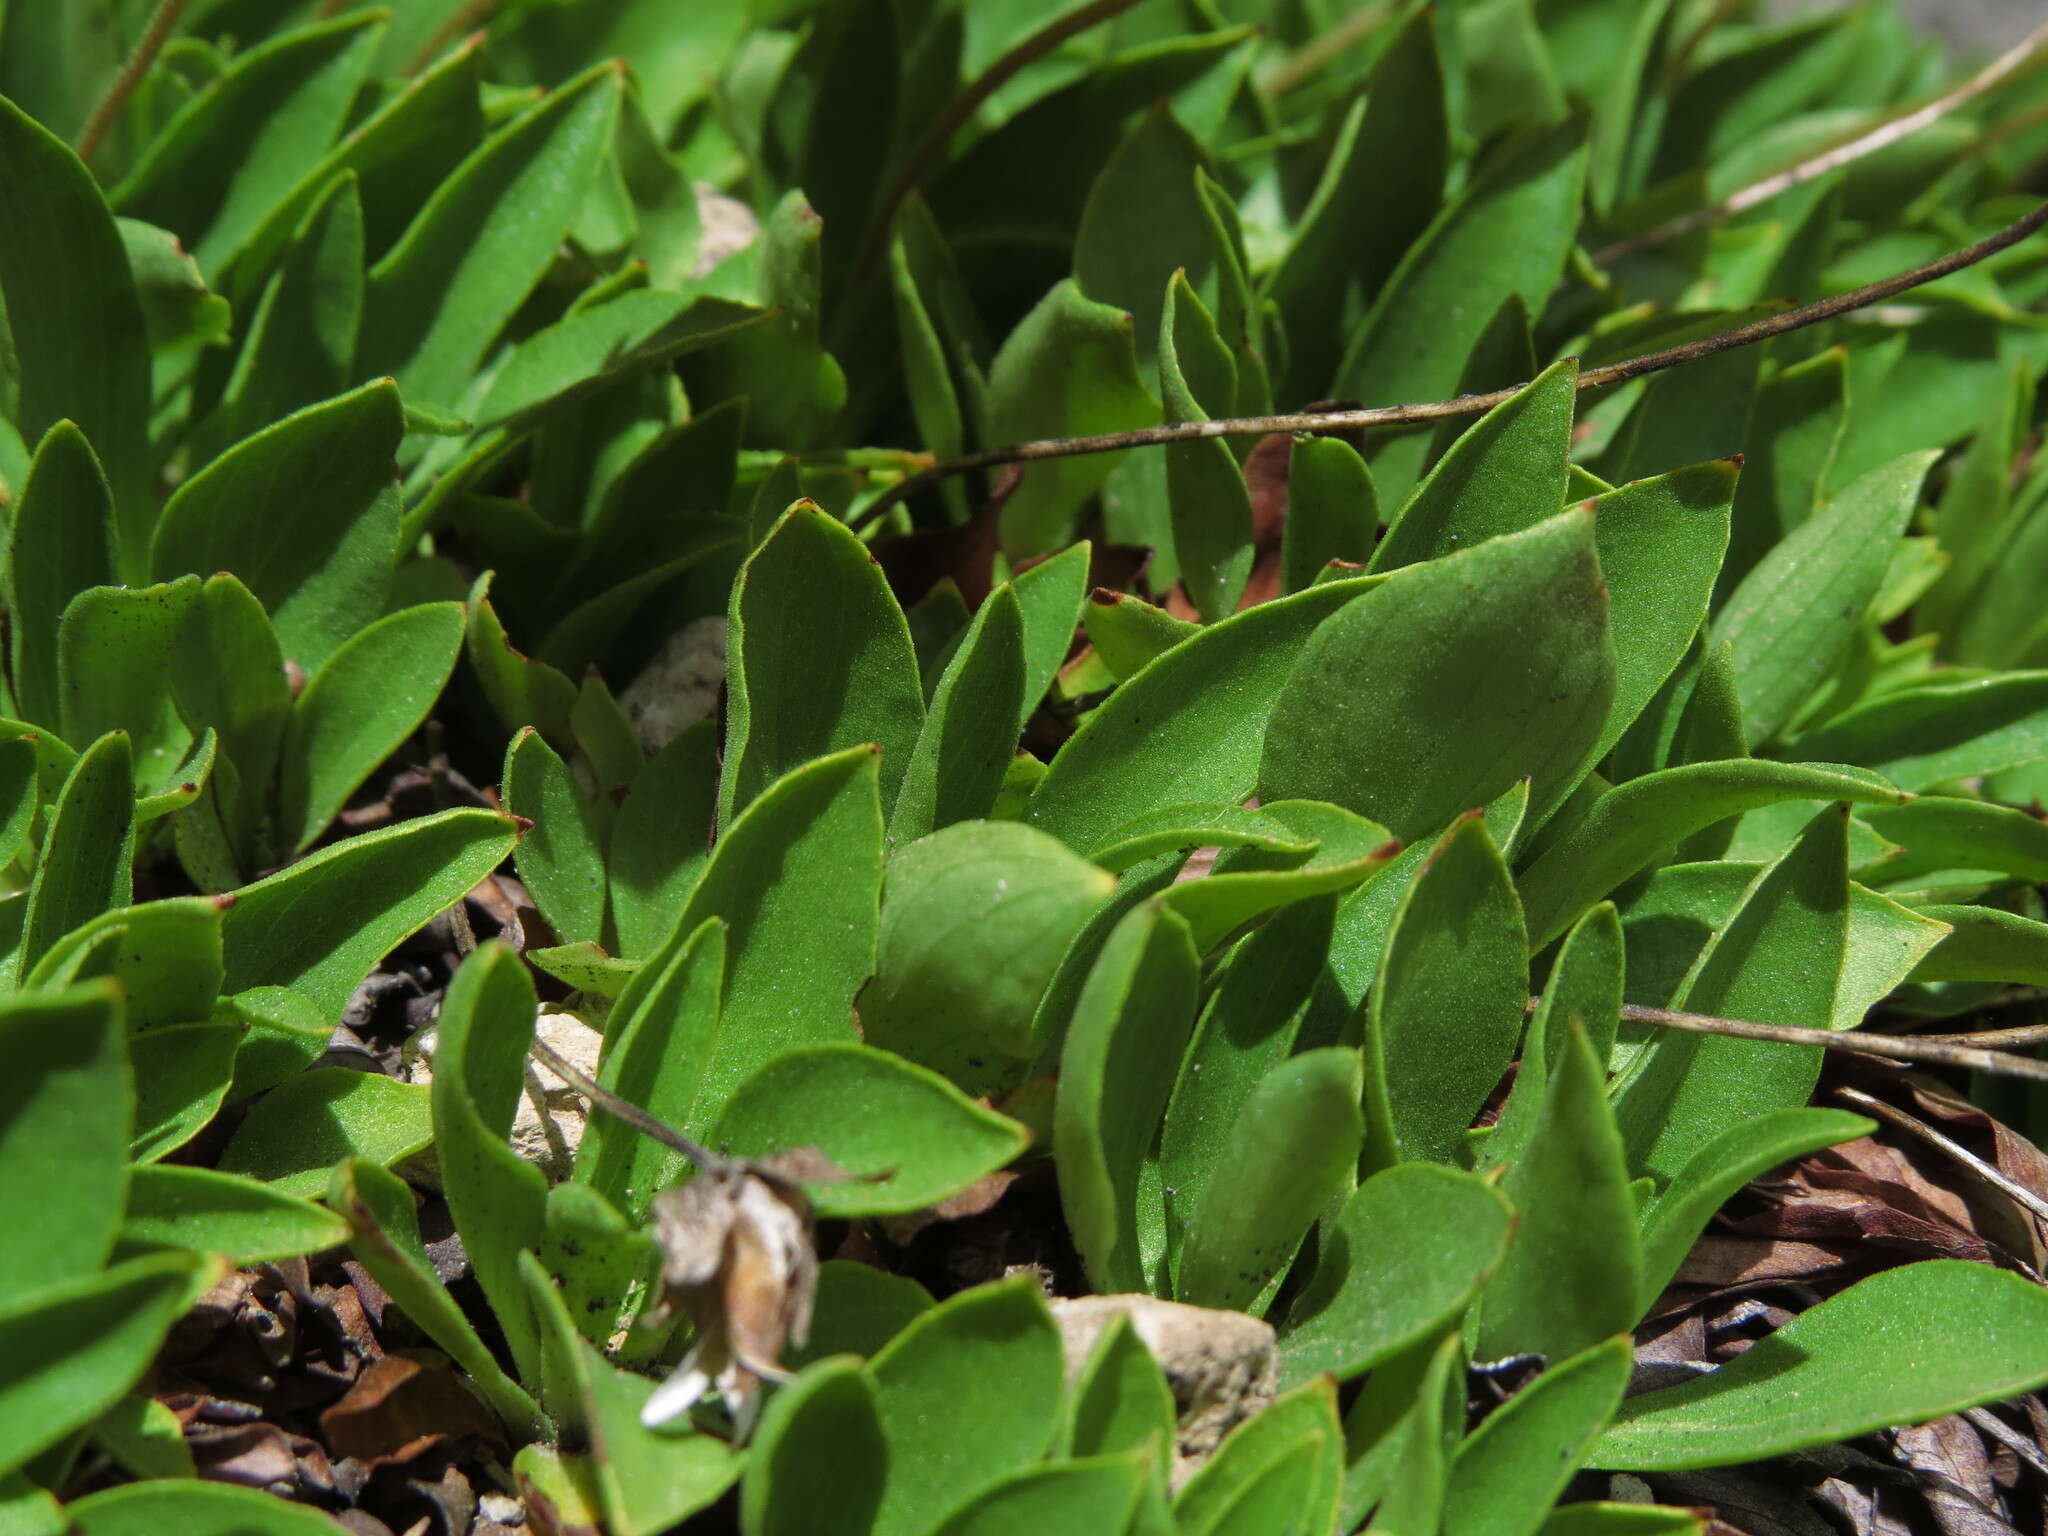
left=1258, top=0, right=1405, bottom=99
left=1835, top=1085, right=2048, bottom=1226
left=1595, top=15, right=2048, bottom=264
left=1604, top=1000, right=2048, bottom=1085
left=528, top=1035, right=723, bottom=1170
left=76, top=0, right=191, bottom=165
left=854, top=200, right=2048, bottom=529
left=846, top=0, right=1150, bottom=291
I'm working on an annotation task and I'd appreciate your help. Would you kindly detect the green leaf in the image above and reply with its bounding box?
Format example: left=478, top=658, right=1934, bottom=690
left=431, top=944, right=549, bottom=1387
left=278, top=602, right=465, bottom=853
left=152, top=380, right=405, bottom=672
left=791, top=1261, right=934, bottom=1368
left=863, top=821, right=1115, bottom=1096
left=20, top=734, right=135, bottom=982
left=1161, top=818, right=1396, bottom=955
left=0, top=982, right=129, bottom=1294
left=0, top=94, right=151, bottom=577
left=1593, top=1260, right=2048, bottom=1470
left=58, top=581, right=200, bottom=796
left=1334, top=114, right=1587, bottom=504
left=608, top=721, right=718, bottom=961
left=361, top=63, right=622, bottom=412
left=170, top=574, right=291, bottom=871
left=1479, top=1023, right=1640, bottom=1363
left=24, top=896, right=224, bottom=1031
left=464, top=572, right=578, bottom=748
left=131, top=1022, right=241, bottom=1163
left=219, top=808, right=519, bottom=1016
left=7, top=423, right=113, bottom=730
left=1517, top=760, right=1907, bottom=948
left=1364, top=814, right=1527, bottom=1169
left=1177, top=1049, right=1364, bottom=1312
left=91, top=1391, right=196, bottom=1482
left=929, top=1456, right=1148, bottom=1536
left=1370, top=361, right=1577, bottom=573
left=1089, top=805, right=1318, bottom=875
left=713, top=1044, right=1030, bottom=1218
left=1861, top=796, right=2048, bottom=885
left=1636, top=1109, right=1872, bottom=1309
left=666, top=747, right=881, bottom=1126
left=1064, top=1316, right=1174, bottom=1472
left=1281, top=1163, right=1512, bottom=1388
left=1443, top=1338, right=1634, bottom=1536
left=1160, top=272, right=1254, bottom=621
left=218, top=1068, right=432, bottom=1198
left=67, top=1478, right=357, bottom=1536
left=868, top=1276, right=1065, bottom=1536
left=1707, top=450, right=1936, bottom=744
left=0, top=1252, right=211, bottom=1484
left=742, top=1357, right=887, bottom=1536
left=1910, top=904, right=2048, bottom=987
left=1482, top=903, right=1623, bottom=1176
left=988, top=279, right=1158, bottom=554
left=1177, top=1378, right=1342, bottom=1536
left=1261, top=509, right=1614, bottom=840
left=118, top=1165, right=346, bottom=1263
left=504, top=727, right=609, bottom=948
left=892, top=587, right=1025, bottom=843
left=1789, top=673, right=2048, bottom=790
left=1057, top=901, right=1201, bottom=1292
left=1283, top=437, right=1378, bottom=595
left=1027, top=575, right=1376, bottom=854
left=1615, top=807, right=1851, bottom=1182
left=1538, top=1505, right=1702, bottom=1535
left=1011, top=542, right=1093, bottom=728
left=722, top=504, right=924, bottom=823
left=110, top=12, right=383, bottom=275
left=328, top=1158, right=546, bottom=1439
left=1083, top=591, right=1202, bottom=683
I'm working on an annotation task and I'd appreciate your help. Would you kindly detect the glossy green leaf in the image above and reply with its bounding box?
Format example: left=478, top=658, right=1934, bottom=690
left=20, top=734, right=135, bottom=982
left=218, top=986, right=335, bottom=1099
left=608, top=721, right=717, bottom=961
left=218, top=1068, right=432, bottom=1198
left=278, top=602, right=465, bottom=853
left=1064, top=1315, right=1174, bottom=1472
left=1615, top=807, right=1850, bottom=1182
left=169, top=574, right=292, bottom=872
left=0, top=1252, right=211, bottom=1484
left=0, top=982, right=129, bottom=1294
left=1262, top=509, right=1614, bottom=840
left=864, top=821, right=1114, bottom=1095
left=1160, top=272, right=1254, bottom=621
left=988, top=279, right=1158, bottom=554
left=1364, top=814, right=1528, bottom=1169
left=1538, top=1505, right=1702, bottom=1535
left=1636, top=1109, right=1872, bottom=1309
left=1790, top=672, right=2048, bottom=789
left=893, top=587, right=1025, bottom=843
left=930, top=1455, right=1148, bottom=1536
left=1480, top=1023, right=1640, bottom=1363
left=0, top=94, right=151, bottom=575
left=361, top=62, right=621, bottom=411
left=714, top=1044, right=1029, bottom=1218
left=722, top=504, right=924, bottom=823
left=1443, top=1338, right=1633, bottom=1536
left=68, top=1477, right=369, bottom=1536
left=743, top=1357, right=887, bottom=1536
left=1593, top=1261, right=2048, bottom=1470
left=1282, top=1163, right=1512, bottom=1388
left=57, top=581, right=199, bottom=796
left=1162, top=828, right=1396, bottom=955
left=1371, top=360, right=1577, bottom=573
left=504, top=727, right=608, bottom=948
left=1518, top=760, right=1907, bottom=947
left=328, top=1157, right=546, bottom=1438
left=1177, top=1049, right=1363, bottom=1312
left=1057, top=900, right=1201, bottom=1292
left=218, top=800, right=516, bottom=1006
left=7, top=423, right=113, bottom=730
left=868, top=1276, right=1065, bottom=1536
left=25, top=896, right=224, bottom=1031
left=118, top=1165, right=345, bottom=1263
left=153, top=380, right=404, bottom=672
left=131, top=1023, right=241, bottom=1163
left=1089, top=805, right=1317, bottom=875
left=1083, top=591, right=1201, bottom=684
left=1334, top=115, right=1587, bottom=503
left=1028, top=575, right=1376, bottom=853
left=1708, top=450, right=1935, bottom=743
left=110, top=12, right=382, bottom=274
left=668, top=747, right=880, bottom=1124
left=1178, top=1378, right=1342, bottom=1536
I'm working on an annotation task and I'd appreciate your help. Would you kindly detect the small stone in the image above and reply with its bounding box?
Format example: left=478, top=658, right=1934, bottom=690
left=476, top=1492, right=525, bottom=1526
left=1049, top=1294, right=1278, bottom=1489
left=691, top=185, right=760, bottom=280
left=618, top=616, right=727, bottom=752
left=401, top=1010, right=603, bottom=1186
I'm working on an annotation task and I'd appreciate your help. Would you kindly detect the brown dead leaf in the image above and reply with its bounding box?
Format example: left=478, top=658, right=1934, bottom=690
left=877, top=1171, right=1020, bottom=1245
left=320, top=1355, right=503, bottom=1466
left=1674, top=1236, right=1850, bottom=1288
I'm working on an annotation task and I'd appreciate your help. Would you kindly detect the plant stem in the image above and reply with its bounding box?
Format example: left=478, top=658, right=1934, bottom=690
left=1604, top=1000, right=2048, bottom=1084
left=855, top=199, right=2048, bottom=528
left=76, top=0, right=191, bottom=166
left=1835, top=1085, right=2048, bottom=1226
left=405, top=0, right=502, bottom=75
left=1595, top=16, right=2048, bottom=264
left=1257, top=0, right=1404, bottom=99
left=528, top=1034, right=723, bottom=1170
left=846, top=0, right=1150, bottom=290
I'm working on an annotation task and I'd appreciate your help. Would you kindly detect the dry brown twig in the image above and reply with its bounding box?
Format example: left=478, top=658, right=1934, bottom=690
left=75, top=0, right=192, bottom=165
left=853, top=199, right=2048, bottom=529
left=1835, top=1085, right=2048, bottom=1227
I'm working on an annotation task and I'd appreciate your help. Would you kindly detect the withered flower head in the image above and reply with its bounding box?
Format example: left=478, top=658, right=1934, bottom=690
left=639, top=1148, right=845, bottom=1433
